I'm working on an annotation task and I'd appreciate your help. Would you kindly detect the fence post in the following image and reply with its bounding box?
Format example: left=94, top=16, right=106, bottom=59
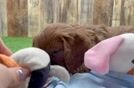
left=112, top=0, right=122, bottom=27
left=7, top=0, right=28, bottom=36
left=93, top=0, right=113, bottom=26
left=28, top=0, right=41, bottom=37
left=80, top=0, right=94, bottom=24
left=0, top=0, right=7, bottom=36
left=120, top=0, right=134, bottom=25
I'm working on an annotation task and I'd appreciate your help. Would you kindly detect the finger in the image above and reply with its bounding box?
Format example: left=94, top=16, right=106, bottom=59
left=9, top=67, right=30, bottom=81
left=0, top=38, right=12, bottom=56
left=0, top=64, right=14, bottom=88
left=8, top=67, right=30, bottom=88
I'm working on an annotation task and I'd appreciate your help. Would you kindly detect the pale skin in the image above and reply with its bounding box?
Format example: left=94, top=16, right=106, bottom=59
left=0, top=64, right=29, bottom=88
left=0, top=38, right=29, bottom=88
left=0, top=38, right=12, bottom=56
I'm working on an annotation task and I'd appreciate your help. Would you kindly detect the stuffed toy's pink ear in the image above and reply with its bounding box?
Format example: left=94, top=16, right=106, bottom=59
left=84, top=36, right=124, bottom=75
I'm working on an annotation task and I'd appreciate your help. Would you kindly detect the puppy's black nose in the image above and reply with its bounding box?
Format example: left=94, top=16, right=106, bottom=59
left=132, top=59, right=134, bottom=64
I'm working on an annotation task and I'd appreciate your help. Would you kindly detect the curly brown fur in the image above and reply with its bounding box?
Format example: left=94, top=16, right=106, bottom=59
left=33, top=23, right=134, bottom=74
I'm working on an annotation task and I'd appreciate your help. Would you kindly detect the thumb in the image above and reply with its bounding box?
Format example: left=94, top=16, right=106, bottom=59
left=8, top=67, right=30, bottom=88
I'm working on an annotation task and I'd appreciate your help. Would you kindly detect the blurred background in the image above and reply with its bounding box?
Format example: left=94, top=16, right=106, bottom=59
left=0, top=0, right=134, bottom=37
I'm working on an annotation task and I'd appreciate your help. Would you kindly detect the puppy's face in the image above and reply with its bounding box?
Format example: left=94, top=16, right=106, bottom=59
left=33, top=23, right=96, bottom=73
left=33, top=24, right=72, bottom=68
left=33, top=32, right=65, bottom=67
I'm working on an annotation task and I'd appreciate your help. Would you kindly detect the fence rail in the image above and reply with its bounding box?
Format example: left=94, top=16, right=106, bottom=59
left=0, top=0, right=134, bottom=37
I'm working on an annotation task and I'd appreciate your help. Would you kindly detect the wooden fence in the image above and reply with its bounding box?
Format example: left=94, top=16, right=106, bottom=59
left=0, top=0, right=134, bottom=37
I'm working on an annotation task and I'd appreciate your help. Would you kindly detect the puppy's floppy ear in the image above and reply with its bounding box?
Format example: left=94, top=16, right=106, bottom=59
left=60, top=31, right=90, bottom=73
left=60, top=32, right=75, bottom=53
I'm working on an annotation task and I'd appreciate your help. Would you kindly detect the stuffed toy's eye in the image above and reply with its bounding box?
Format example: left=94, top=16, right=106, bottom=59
left=132, top=59, right=134, bottom=64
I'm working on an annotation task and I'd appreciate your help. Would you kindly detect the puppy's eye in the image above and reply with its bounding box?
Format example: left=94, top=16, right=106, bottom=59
left=53, top=50, right=59, bottom=54
left=132, top=59, right=134, bottom=64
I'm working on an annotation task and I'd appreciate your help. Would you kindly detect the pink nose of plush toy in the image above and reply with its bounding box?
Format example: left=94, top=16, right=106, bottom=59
left=84, top=36, right=124, bottom=75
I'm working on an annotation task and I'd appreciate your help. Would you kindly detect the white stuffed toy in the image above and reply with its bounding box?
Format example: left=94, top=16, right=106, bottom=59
left=11, top=47, right=70, bottom=88
left=84, top=33, right=134, bottom=75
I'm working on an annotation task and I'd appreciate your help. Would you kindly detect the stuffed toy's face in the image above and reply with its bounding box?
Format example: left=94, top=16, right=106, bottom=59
left=84, top=33, right=134, bottom=75
left=110, top=34, right=134, bottom=75
left=110, top=50, right=134, bottom=75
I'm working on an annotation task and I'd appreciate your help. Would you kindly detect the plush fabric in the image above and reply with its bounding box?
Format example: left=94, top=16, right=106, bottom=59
left=11, top=47, right=50, bottom=88
left=43, top=71, right=134, bottom=88
left=0, top=47, right=50, bottom=88
left=43, top=76, right=66, bottom=88
left=11, top=47, right=50, bottom=71
left=49, top=65, right=70, bottom=83
left=84, top=33, right=134, bottom=75
left=111, top=33, right=134, bottom=74
left=84, top=36, right=123, bottom=74
left=0, top=47, right=70, bottom=88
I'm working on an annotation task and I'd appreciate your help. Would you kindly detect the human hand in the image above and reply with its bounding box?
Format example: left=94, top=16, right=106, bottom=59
left=0, top=38, right=12, bottom=56
left=0, top=64, right=29, bottom=88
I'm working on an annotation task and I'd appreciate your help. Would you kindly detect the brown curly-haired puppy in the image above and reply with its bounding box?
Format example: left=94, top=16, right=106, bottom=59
left=33, top=23, right=134, bottom=74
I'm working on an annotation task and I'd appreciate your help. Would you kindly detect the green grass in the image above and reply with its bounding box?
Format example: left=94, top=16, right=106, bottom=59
left=2, top=37, right=32, bottom=52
